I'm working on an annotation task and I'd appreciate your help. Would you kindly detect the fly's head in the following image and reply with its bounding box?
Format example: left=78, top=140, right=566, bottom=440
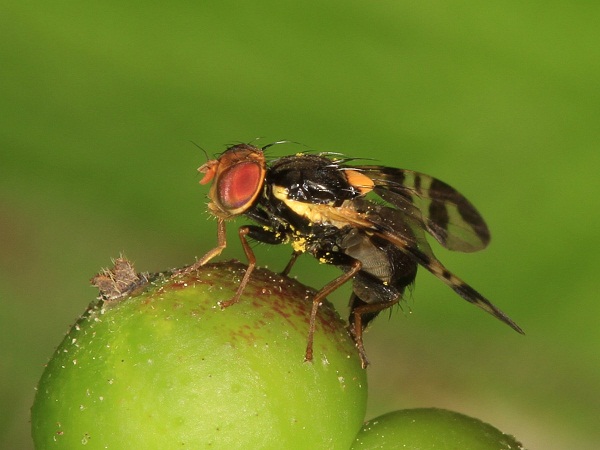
left=198, top=144, right=266, bottom=219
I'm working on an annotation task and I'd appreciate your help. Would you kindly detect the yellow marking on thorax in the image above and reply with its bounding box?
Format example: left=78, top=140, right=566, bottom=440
left=272, top=185, right=374, bottom=229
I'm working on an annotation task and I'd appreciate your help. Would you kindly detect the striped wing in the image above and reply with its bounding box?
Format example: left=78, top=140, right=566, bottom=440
left=273, top=188, right=523, bottom=334
left=354, top=166, right=490, bottom=253
left=340, top=199, right=523, bottom=334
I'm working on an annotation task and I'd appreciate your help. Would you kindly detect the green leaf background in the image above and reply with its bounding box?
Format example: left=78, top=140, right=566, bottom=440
left=2, top=2, right=598, bottom=448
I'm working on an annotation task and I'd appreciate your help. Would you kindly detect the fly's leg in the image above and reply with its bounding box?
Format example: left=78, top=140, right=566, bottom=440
left=348, top=297, right=401, bottom=368
left=304, top=260, right=362, bottom=363
left=216, top=224, right=287, bottom=308
left=180, top=218, right=227, bottom=274
left=219, top=226, right=255, bottom=308
left=280, top=251, right=301, bottom=277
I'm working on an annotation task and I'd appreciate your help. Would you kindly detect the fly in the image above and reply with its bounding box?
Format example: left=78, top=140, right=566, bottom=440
left=185, top=143, right=523, bottom=367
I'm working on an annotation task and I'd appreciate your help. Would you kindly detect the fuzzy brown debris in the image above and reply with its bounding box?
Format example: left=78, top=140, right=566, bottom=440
left=90, top=256, right=149, bottom=301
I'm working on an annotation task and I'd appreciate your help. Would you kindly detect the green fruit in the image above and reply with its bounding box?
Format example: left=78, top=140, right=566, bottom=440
left=352, top=408, right=523, bottom=450
left=32, top=260, right=367, bottom=449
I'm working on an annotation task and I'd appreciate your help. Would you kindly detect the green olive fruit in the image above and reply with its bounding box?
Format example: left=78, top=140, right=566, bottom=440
left=352, top=408, right=523, bottom=449
left=32, top=260, right=367, bottom=449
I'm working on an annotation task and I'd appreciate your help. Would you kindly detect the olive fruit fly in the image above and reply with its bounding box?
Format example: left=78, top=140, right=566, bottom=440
left=186, top=143, right=523, bottom=368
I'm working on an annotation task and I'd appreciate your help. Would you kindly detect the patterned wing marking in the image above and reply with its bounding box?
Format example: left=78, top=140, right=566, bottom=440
left=354, top=166, right=490, bottom=253
left=362, top=203, right=522, bottom=334
left=272, top=192, right=522, bottom=334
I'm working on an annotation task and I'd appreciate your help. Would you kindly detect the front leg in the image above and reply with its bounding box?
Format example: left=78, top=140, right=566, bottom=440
left=219, top=226, right=256, bottom=308
left=180, top=218, right=227, bottom=274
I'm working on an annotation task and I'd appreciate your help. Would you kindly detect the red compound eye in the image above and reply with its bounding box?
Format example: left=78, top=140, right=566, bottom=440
left=217, top=161, right=263, bottom=212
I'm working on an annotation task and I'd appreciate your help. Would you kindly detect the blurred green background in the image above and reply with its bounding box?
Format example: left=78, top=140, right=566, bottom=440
left=2, top=1, right=598, bottom=448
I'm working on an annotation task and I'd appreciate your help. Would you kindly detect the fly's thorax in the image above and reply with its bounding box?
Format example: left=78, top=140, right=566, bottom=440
left=268, top=154, right=367, bottom=205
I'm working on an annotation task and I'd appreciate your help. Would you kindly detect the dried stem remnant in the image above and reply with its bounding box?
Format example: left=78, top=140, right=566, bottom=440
left=91, top=256, right=149, bottom=301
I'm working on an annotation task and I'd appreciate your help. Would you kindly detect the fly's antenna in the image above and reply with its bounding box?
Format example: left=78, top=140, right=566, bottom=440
left=189, top=141, right=210, bottom=163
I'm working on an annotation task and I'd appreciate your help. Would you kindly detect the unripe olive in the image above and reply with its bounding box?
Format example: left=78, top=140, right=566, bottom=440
left=352, top=408, right=523, bottom=449
left=32, top=260, right=367, bottom=449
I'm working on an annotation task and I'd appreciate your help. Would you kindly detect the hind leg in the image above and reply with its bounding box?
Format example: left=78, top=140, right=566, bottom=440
left=348, top=295, right=401, bottom=368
